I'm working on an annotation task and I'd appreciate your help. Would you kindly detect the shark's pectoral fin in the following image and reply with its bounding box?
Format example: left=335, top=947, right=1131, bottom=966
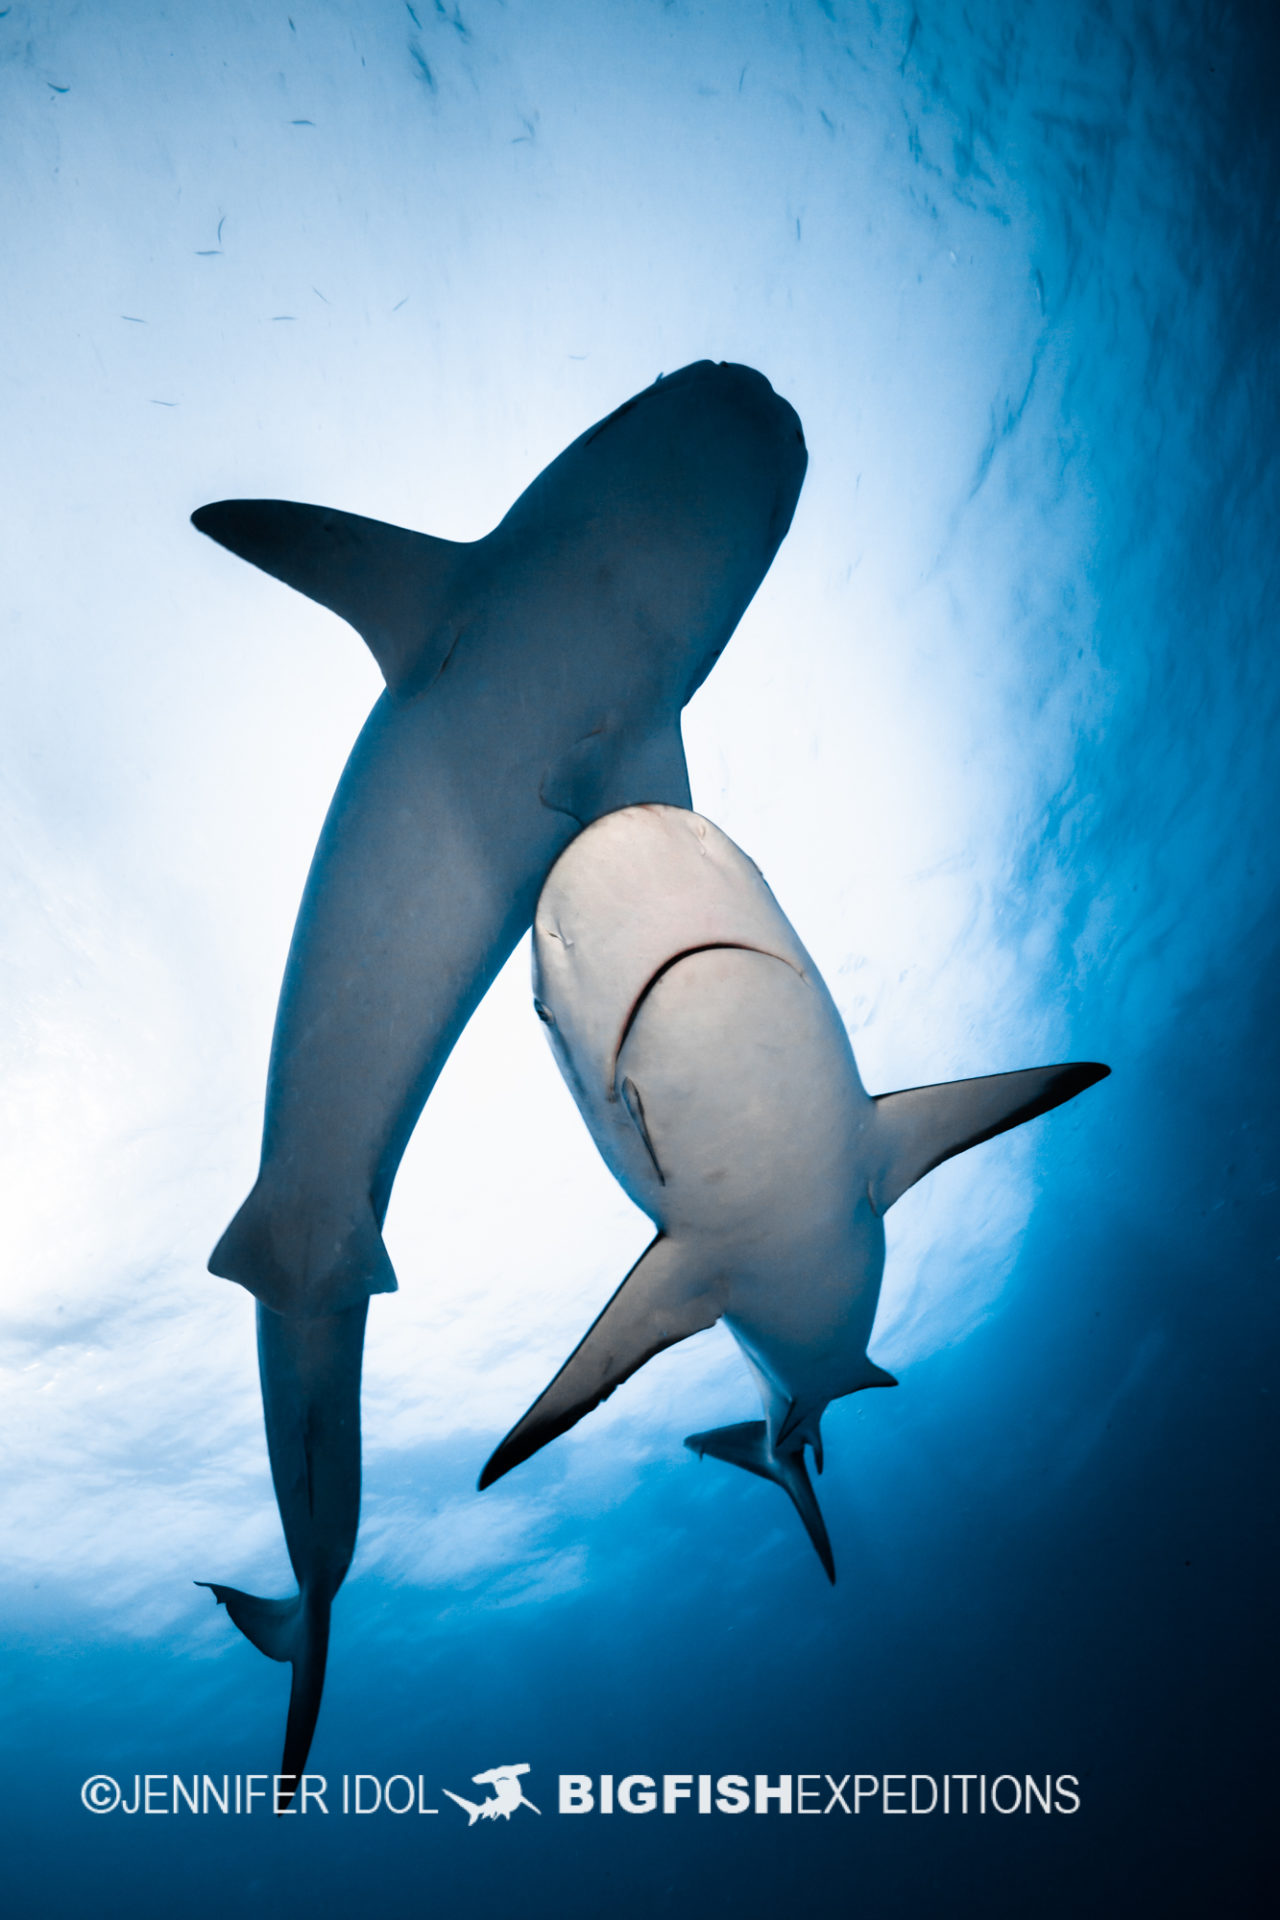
left=871, top=1060, right=1110, bottom=1212
left=540, top=716, right=692, bottom=826
left=191, top=499, right=469, bottom=695
left=479, top=1236, right=725, bottom=1488
left=684, top=1422, right=836, bottom=1583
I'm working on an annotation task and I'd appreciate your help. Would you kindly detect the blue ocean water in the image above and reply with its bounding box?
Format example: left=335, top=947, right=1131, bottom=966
left=1, top=2, right=1275, bottom=1915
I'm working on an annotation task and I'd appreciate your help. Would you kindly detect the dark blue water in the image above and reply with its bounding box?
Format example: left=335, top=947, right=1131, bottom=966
left=2, top=2, right=1275, bottom=1915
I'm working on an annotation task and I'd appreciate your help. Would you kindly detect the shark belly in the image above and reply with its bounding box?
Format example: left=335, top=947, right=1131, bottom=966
left=614, top=944, right=887, bottom=1401
left=215, top=668, right=692, bottom=1317
left=488, top=802, right=1106, bottom=1586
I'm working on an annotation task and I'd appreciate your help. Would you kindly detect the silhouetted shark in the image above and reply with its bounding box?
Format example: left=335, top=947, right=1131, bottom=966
left=443, top=1763, right=540, bottom=1823
left=193, top=365, right=807, bottom=1796
left=480, top=806, right=1108, bottom=1579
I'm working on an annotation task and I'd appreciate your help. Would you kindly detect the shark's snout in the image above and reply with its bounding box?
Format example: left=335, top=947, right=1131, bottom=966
left=682, top=360, right=800, bottom=427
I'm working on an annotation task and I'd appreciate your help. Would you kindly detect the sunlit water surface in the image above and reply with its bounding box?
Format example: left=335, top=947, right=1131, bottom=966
left=1, top=3, right=1274, bottom=1914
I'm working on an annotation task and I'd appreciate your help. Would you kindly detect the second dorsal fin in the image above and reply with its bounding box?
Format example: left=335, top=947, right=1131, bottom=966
left=192, top=498, right=468, bottom=694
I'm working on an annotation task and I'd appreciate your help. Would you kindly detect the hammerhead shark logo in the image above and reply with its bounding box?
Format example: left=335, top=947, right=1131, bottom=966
left=443, top=1763, right=541, bottom=1825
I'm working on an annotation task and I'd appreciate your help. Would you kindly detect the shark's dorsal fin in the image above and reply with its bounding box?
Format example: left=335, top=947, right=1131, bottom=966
left=478, top=1236, right=725, bottom=1488
left=872, top=1061, right=1109, bottom=1213
left=191, top=499, right=469, bottom=695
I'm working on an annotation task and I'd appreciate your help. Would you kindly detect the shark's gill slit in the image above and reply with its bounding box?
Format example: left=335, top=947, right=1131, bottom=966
left=612, top=941, right=796, bottom=1074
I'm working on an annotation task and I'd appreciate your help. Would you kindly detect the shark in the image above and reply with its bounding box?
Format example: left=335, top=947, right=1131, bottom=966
left=443, top=1763, right=541, bottom=1824
left=192, top=364, right=808, bottom=1797
left=479, top=805, right=1109, bottom=1580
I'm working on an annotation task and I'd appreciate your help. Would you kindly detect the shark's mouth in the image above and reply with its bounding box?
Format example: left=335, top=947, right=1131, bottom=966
left=609, top=940, right=802, bottom=1087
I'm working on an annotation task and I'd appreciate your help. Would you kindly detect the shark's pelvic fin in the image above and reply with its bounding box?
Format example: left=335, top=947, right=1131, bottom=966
left=684, top=1421, right=836, bottom=1584
left=478, top=1236, right=726, bottom=1489
left=208, top=1181, right=396, bottom=1316
left=858, top=1359, right=899, bottom=1391
left=872, top=1060, right=1110, bottom=1213
left=196, top=1584, right=330, bottom=1811
left=773, top=1366, right=894, bottom=1461
left=191, top=499, right=468, bottom=695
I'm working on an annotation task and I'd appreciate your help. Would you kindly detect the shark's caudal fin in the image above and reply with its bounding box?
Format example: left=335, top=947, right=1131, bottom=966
left=479, top=1236, right=727, bottom=1489
left=209, top=1182, right=396, bottom=1316
left=191, top=499, right=468, bottom=696
left=197, top=1584, right=331, bottom=1809
left=872, top=1061, right=1110, bottom=1213
left=685, top=1421, right=836, bottom=1583
left=442, top=1790, right=485, bottom=1826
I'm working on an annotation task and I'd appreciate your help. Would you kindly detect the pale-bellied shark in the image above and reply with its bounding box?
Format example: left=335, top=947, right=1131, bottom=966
left=192, top=364, right=807, bottom=1797
left=479, top=805, right=1108, bottom=1579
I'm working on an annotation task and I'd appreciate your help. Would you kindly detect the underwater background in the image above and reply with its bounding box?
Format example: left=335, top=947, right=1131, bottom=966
left=1, top=1, right=1274, bottom=1914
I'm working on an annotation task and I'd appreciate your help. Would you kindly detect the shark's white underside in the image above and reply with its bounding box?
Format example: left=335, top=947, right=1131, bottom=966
left=482, top=805, right=1108, bottom=1580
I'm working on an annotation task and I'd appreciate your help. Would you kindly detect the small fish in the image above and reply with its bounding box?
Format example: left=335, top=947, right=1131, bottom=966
left=409, top=44, right=436, bottom=90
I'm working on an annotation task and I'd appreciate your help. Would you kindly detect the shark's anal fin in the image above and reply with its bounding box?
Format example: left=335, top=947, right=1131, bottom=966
left=196, top=1583, right=330, bottom=1812
left=872, top=1060, right=1110, bottom=1213
left=191, top=499, right=468, bottom=695
left=478, top=1236, right=724, bottom=1488
left=684, top=1422, right=836, bottom=1583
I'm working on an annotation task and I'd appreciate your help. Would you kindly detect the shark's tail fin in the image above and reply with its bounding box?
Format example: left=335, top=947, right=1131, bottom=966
left=198, top=1584, right=331, bottom=1810
left=684, top=1420, right=836, bottom=1584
